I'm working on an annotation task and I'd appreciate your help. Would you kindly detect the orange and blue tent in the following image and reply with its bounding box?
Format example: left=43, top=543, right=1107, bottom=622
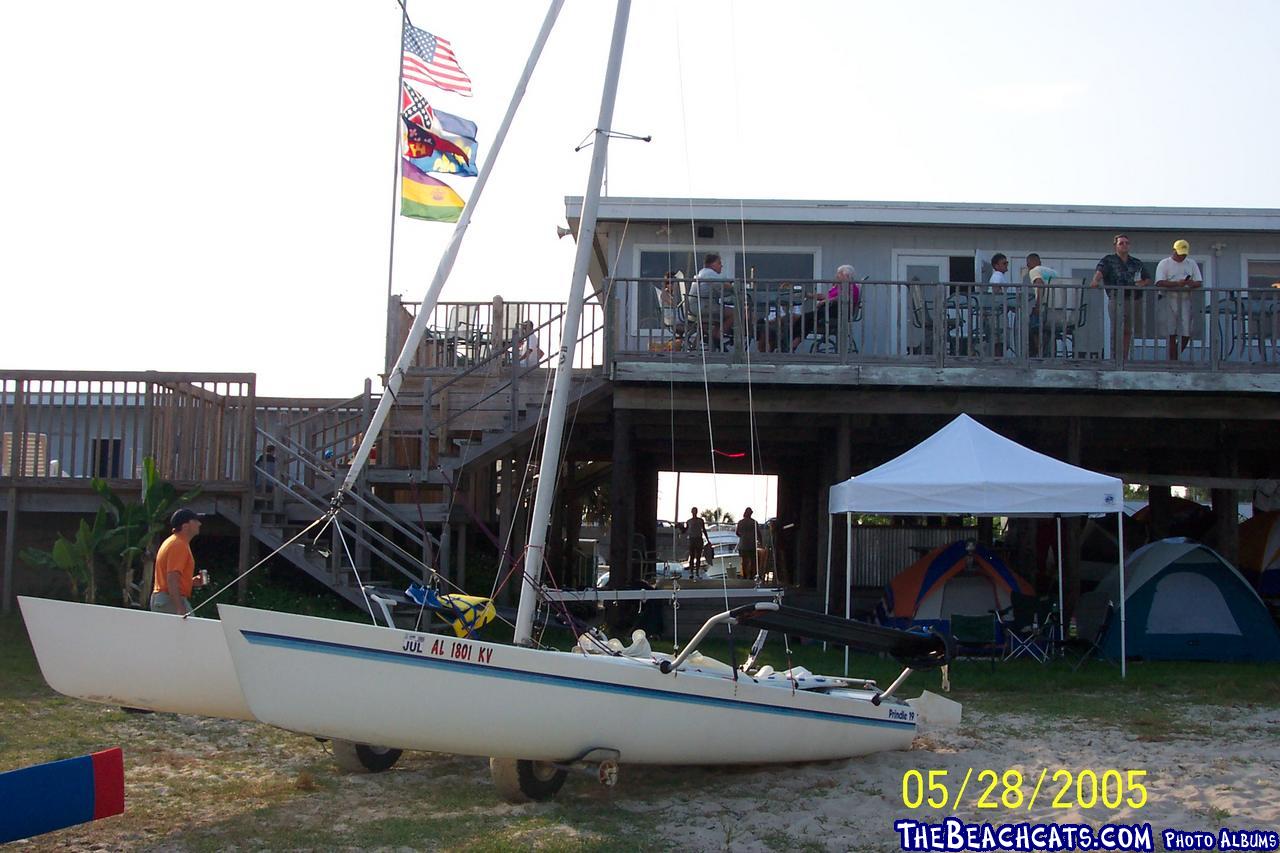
left=874, top=540, right=1033, bottom=633
left=1239, top=510, right=1280, bottom=597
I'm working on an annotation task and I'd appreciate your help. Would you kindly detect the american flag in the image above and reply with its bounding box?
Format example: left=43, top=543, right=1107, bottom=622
left=402, top=24, right=472, bottom=97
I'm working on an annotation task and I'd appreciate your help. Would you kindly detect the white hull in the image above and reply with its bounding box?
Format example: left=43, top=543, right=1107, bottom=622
left=218, top=604, right=918, bottom=764
left=18, top=596, right=254, bottom=721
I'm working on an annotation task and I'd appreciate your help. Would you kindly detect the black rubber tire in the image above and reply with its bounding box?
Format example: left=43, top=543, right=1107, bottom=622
left=331, top=739, right=403, bottom=773
left=489, top=757, right=568, bottom=802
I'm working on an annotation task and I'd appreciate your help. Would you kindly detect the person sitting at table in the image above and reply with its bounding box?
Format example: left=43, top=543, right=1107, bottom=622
left=689, top=252, right=735, bottom=350
left=799, top=264, right=861, bottom=349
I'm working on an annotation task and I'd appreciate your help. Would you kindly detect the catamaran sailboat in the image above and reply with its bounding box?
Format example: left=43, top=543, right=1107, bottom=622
left=19, top=0, right=959, bottom=803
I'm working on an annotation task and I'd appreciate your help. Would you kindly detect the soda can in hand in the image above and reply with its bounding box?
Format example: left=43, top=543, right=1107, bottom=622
left=199, top=569, right=210, bottom=587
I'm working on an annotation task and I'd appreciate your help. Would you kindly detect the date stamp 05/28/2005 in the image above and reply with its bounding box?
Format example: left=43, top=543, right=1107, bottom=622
left=891, top=769, right=1279, bottom=853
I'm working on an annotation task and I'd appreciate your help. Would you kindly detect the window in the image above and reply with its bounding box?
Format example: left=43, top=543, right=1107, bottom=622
left=1246, top=259, right=1280, bottom=291
left=733, top=252, right=815, bottom=283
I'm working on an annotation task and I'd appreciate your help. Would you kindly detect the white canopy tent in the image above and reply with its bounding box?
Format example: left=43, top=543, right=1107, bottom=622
left=826, top=414, right=1130, bottom=676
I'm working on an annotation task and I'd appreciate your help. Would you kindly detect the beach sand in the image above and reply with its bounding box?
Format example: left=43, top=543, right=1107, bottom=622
left=643, top=704, right=1280, bottom=851
left=11, top=698, right=1279, bottom=850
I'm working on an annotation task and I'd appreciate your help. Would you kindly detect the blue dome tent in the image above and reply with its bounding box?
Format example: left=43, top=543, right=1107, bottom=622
left=1077, top=539, right=1280, bottom=662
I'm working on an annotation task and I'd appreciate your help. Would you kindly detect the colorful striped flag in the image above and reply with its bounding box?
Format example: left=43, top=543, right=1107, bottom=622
left=402, top=114, right=478, bottom=177
left=400, top=159, right=464, bottom=222
left=402, top=24, right=472, bottom=97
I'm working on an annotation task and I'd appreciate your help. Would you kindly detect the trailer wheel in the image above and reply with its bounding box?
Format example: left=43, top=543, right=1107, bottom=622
left=331, top=740, right=403, bottom=773
left=489, top=757, right=567, bottom=802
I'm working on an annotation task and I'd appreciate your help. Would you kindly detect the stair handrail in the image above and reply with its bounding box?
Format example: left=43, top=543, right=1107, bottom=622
left=279, top=392, right=369, bottom=432
left=257, top=426, right=440, bottom=551
left=254, top=466, right=431, bottom=587
left=430, top=316, right=606, bottom=437
left=426, top=305, right=585, bottom=396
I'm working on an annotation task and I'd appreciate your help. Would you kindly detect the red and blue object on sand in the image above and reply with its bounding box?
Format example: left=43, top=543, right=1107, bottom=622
left=0, top=747, right=124, bottom=843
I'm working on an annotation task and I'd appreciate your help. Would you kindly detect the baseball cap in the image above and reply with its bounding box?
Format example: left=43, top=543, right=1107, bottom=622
left=1173, top=239, right=1190, bottom=255
left=170, top=508, right=205, bottom=530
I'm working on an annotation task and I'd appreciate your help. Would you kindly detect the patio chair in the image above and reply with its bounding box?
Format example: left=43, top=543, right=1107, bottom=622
left=806, top=287, right=863, bottom=354
left=949, top=612, right=1000, bottom=668
left=686, top=285, right=736, bottom=352
left=1071, top=602, right=1117, bottom=672
left=656, top=277, right=689, bottom=349
left=442, top=305, right=491, bottom=365
left=1040, top=283, right=1086, bottom=358
left=999, top=591, right=1055, bottom=663
left=909, top=283, right=966, bottom=355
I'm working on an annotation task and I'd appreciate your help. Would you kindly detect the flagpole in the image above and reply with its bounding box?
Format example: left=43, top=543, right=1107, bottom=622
left=342, top=0, right=565, bottom=497
left=383, top=3, right=410, bottom=375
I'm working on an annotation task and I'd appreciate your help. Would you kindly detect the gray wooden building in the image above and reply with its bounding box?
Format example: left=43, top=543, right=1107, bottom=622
left=5, top=198, right=1279, bottom=616
left=564, top=196, right=1280, bottom=607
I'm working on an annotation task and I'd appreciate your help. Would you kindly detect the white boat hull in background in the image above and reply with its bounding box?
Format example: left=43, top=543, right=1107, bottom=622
left=18, top=596, right=254, bottom=721
left=218, top=604, right=918, bottom=764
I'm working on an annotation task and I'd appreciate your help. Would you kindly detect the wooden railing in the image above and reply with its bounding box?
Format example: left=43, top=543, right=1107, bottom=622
left=606, top=278, right=1280, bottom=372
left=1, top=371, right=256, bottom=485
left=388, top=296, right=606, bottom=373
left=256, top=389, right=374, bottom=489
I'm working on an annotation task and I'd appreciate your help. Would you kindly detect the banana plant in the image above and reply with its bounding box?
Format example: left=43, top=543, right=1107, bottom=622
left=19, top=507, right=112, bottom=603
left=95, top=457, right=201, bottom=607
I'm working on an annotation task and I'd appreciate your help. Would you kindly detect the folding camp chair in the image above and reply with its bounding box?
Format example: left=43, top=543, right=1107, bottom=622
left=1071, top=602, right=1118, bottom=672
left=949, top=612, right=1001, bottom=669
left=999, top=592, right=1056, bottom=663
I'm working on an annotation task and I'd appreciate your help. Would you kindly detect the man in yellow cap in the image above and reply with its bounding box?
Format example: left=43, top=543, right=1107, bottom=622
left=1154, top=239, right=1203, bottom=360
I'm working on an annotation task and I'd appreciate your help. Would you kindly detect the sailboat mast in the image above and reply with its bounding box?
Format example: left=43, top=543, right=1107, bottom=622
left=513, top=0, right=632, bottom=647
left=340, top=0, right=566, bottom=497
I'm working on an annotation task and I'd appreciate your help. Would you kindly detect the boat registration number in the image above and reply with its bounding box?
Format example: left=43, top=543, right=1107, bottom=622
left=401, top=634, right=494, bottom=664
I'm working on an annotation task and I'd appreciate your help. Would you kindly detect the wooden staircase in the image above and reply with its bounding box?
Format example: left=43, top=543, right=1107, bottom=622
left=247, top=356, right=606, bottom=606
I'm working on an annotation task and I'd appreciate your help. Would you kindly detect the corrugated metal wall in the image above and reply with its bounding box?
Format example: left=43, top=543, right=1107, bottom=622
left=849, top=526, right=970, bottom=588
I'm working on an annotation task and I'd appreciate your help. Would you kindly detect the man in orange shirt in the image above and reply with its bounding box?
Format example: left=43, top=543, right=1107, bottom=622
left=150, top=508, right=209, bottom=615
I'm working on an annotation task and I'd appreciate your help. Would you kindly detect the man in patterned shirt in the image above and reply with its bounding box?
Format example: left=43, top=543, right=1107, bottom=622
left=1090, top=234, right=1150, bottom=359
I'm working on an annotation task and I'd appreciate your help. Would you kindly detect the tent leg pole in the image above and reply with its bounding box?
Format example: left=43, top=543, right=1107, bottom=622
left=1117, top=511, right=1126, bottom=679
left=1056, top=515, right=1064, bottom=646
left=844, top=512, right=852, bottom=677
left=823, top=510, right=833, bottom=652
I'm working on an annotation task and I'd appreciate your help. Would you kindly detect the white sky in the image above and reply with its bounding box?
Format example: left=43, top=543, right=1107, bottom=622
left=4, top=0, right=1279, bottom=401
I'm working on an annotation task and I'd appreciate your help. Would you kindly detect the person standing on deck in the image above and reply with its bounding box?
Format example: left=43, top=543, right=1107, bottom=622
left=1090, top=234, right=1150, bottom=359
left=1025, top=254, right=1061, bottom=357
left=736, top=508, right=760, bottom=582
left=1154, top=239, right=1203, bottom=360
left=684, top=507, right=710, bottom=578
left=988, top=253, right=1010, bottom=293
left=150, top=508, right=210, bottom=615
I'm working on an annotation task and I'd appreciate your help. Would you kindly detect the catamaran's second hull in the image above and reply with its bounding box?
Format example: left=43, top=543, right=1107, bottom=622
left=18, top=596, right=255, bottom=721
left=218, top=604, right=919, bottom=765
